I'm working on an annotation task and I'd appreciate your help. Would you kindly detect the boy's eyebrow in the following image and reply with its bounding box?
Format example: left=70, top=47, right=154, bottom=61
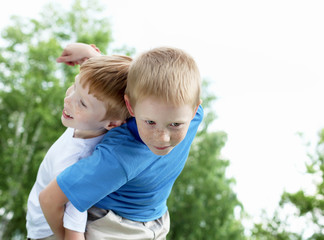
left=141, top=116, right=187, bottom=124
left=77, top=86, right=91, bottom=105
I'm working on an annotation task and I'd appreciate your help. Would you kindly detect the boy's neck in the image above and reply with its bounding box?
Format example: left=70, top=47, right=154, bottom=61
left=73, top=129, right=107, bottom=139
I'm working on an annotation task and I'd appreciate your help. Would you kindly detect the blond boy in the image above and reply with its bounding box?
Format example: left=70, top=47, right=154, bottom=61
left=26, top=55, right=131, bottom=240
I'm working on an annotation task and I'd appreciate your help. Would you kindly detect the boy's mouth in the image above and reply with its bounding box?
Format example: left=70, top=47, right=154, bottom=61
left=62, top=109, right=73, bottom=119
left=154, top=146, right=170, bottom=150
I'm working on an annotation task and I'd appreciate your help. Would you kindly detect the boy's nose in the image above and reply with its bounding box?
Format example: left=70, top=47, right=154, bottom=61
left=64, top=95, right=71, bottom=105
left=64, top=94, right=74, bottom=109
left=155, top=129, right=170, bottom=143
left=64, top=87, right=74, bottom=105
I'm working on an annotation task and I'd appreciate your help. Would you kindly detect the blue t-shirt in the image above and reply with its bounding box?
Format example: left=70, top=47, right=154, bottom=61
left=57, top=105, right=203, bottom=222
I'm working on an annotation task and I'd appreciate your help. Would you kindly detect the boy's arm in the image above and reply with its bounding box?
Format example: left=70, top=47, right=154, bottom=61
left=63, top=201, right=87, bottom=240
left=64, top=229, right=85, bottom=240
left=56, top=43, right=101, bottom=66
left=39, top=179, right=69, bottom=240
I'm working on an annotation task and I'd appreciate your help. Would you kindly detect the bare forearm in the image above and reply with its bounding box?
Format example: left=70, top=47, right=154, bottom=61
left=64, top=228, right=85, bottom=240
left=39, top=179, right=68, bottom=240
left=42, top=198, right=65, bottom=240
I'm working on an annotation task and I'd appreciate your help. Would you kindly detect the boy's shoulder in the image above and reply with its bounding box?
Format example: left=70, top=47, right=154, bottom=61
left=193, top=105, right=204, bottom=124
left=100, top=117, right=143, bottom=146
left=197, top=105, right=204, bottom=116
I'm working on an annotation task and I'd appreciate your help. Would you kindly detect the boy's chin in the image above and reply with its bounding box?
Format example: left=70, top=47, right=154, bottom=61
left=61, top=117, right=70, bottom=128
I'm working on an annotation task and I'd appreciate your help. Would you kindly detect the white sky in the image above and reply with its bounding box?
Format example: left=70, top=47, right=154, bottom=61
left=1, top=0, right=324, bottom=228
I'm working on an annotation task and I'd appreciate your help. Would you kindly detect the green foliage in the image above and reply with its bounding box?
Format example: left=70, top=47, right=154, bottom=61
left=251, top=129, right=324, bottom=240
left=0, top=0, right=116, bottom=238
left=251, top=210, right=303, bottom=240
left=280, top=129, right=324, bottom=239
left=167, top=80, right=246, bottom=240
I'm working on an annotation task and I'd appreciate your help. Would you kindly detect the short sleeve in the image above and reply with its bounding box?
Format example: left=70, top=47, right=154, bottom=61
left=63, top=201, right=87, bottom=233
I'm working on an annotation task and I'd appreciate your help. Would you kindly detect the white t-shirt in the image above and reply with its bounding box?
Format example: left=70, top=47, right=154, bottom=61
left=26, top=127, right=104, bottom=239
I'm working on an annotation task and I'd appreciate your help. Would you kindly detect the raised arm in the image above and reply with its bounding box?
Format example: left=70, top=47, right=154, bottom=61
left=56, top=43, right=101, bottom=66
left=39, top=179, right=69, bottom=240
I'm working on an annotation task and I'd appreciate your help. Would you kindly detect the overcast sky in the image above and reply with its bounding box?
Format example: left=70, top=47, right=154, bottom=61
left=1, top=0, right=324, bottom=229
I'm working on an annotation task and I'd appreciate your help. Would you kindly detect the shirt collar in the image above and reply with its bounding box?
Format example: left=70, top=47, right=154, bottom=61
left=126, top=117, right=144, bottom=144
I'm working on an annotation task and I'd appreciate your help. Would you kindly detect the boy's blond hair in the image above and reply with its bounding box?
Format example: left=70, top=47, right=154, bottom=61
left=125, top=47, right=201, bottom=109
left=79, top=55, right=132, bottom=121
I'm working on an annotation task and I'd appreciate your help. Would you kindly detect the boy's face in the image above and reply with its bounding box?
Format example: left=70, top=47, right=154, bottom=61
left=61, top=75, right=111, bottom=137
left=126, top=95, right=197, bottom=156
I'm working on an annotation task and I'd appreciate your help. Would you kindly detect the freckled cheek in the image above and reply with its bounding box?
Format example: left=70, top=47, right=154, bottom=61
left=172, top=131, right=187, bottom=145
left=172, top=125, right=190, bottom=145
left=138, top=129, right=151, bottom=143
left=73, top=110, right=90, bottom=123
left=137, top=125, right=152, bottom=143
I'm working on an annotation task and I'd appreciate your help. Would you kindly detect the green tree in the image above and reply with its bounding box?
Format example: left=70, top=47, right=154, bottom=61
left=280, top=129, right=324, bottom=240
left=0, top=0, right=132, bottom=238
left=251, top=129, right=324, bottom=240
left=251, top=210, right=303, bottom=240
left=167, top=81, right=246, bottom=240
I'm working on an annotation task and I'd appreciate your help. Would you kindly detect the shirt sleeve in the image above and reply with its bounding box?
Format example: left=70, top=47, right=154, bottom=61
left=57, top=143, right=128, bottom=212
left=63, top=201, right=87, bottom=233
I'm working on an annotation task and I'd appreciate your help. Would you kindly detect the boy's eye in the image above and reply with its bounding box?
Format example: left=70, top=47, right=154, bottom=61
left=145, top=120, right=155, bottom=125
left=170, top=123, right=181, bottom=127
left=80, top=100, right=87, bottom=107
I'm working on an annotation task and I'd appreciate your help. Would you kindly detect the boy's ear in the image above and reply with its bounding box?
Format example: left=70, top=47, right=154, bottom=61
left=104, top=120, right=124, bottom=131
left=124, top=94, right=135, bottom=117
left=192, top=100, right=202, bottom=119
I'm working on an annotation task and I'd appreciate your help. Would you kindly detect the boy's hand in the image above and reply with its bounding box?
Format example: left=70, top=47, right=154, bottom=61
left=56, top=43, right=101, bottom=66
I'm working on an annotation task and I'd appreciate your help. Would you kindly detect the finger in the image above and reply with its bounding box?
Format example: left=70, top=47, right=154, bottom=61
left=56, top=56, right=71, bottom=63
